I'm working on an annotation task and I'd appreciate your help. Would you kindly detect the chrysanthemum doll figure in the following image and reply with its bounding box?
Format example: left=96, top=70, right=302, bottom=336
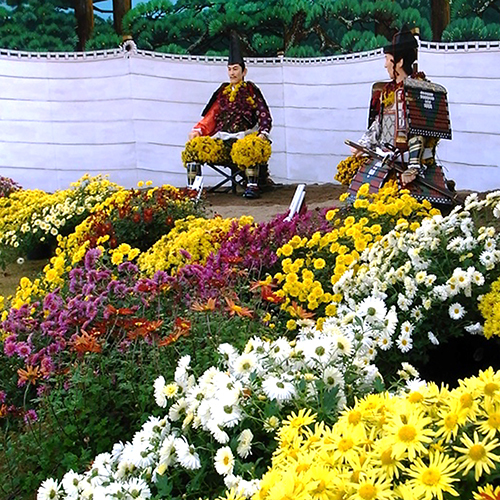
left=347, top=27, right=456, bottom=207
left=185, top=33, right=272, bottom=199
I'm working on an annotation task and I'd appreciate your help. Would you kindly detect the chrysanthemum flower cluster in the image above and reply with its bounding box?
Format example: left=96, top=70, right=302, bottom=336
left=479, top=275, right=500, bottom=339
left=256, top=367, right=500, bottom=500
left=138, top=215, right=254, bottom=275
left=182, top=136, right=229, bottom=166
left=230, top=133, right=272, bottom=169
left=0, top=174, right=117, bottom=256
left=274, top=183, right=438, bottom=327
left=335, top=154, right=370, bottom=185
left=331, top=191, right=500, bottom=355
left=37, top=319, right=382, bottom=499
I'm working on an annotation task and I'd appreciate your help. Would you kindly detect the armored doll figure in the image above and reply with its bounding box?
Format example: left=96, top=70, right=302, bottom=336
left=347, top=28, right=454, bottom=206
left=186, top=34, right=272, bottom=199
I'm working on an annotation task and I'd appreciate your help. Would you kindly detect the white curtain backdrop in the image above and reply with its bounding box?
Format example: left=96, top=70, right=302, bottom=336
left=1, top=40, right=499, bottom=192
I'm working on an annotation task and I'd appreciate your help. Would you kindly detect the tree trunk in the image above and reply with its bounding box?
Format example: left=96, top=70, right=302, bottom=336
left=113, top=0, right=131, bottom=35
left=431, top=0, right=450, bottom=41
left=74, top=0, right=94, bottom=51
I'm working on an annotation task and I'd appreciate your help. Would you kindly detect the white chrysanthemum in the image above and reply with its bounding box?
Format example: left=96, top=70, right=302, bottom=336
left=153, top=376, right=167, bottom=408
left=174, top=355, right=191, bottom=388
left=406, top=378, right=427, bottom=393
left=397, top=293, right=412, bottom=311
left=401, top=362, right=419, bottom=378
left=378, top=332, right=393, bottom=351
left=449, top=302, right=465, bottom=320
left=357, top=296, right=387, bottom=323
left=233, top=352, right=258, bottom=377
left=469, top=269, right=485, bottom=286
left=322, top=366, right=344, bottom=389
left=479, top=250, right=496, bottom=270
left=36, top=479, right=61, bottom=500
left=212, top=403, right=243, bottom=428
left=268, top=337, right=292, bottom=362
left=400, top=321, right=414, bottom=337
left=174, top=437, right=201, bottom=470
left=208, top=421, right=230, bottom=444
left=465, top=322, right=484, bottom=335
left=331, top=333, right=354, bottom=357
left=61, top=470, right=84, bottom=497
left=169, top=397, right=187, bottom=421
left=157, top=435, right=176, bottom=471
left=218, top=343, right=239, bottom=363
left=396, top=332, right=413, bottom=353
left=261, top=375, right=296, bottom=401
left=126, top=478, right=151, bottom=499
left=300, top=336, right=335, bottom=367
left=428, top=331, right=439, bottom=345
left=214, top=446, right=235, bottom=475
left=237, top=429, right=254, bottom=458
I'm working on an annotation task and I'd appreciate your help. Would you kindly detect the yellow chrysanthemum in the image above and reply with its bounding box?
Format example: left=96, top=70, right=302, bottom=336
left=406, top=452, right=460, bottom=500
left=453, top=431, right=500, bottom=481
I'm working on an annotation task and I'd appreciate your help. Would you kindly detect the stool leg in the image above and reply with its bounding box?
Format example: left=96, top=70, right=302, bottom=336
left=186, top=162, right=201, bottom=187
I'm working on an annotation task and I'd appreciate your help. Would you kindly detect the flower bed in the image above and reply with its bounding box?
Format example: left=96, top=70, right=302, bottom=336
left=0, top=176, right=499, bottom=500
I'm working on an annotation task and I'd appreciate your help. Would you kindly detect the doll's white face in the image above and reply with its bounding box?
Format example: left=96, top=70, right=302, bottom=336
left=227, top=64, right=247, bottom=84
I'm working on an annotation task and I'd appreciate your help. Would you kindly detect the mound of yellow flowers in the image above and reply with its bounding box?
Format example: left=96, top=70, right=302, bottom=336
left=254, top=367, right=500, bottom=500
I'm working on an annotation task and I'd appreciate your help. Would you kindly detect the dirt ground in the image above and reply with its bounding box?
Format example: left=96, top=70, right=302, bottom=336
left=204, top=182, right=348, bottom=222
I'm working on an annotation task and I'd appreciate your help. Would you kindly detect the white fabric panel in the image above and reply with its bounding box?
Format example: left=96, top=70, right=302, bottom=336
left=0, top=43, right=499, bottom=193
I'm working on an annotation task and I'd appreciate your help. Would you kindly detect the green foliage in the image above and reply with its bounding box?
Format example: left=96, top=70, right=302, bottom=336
left=2, top=0, right=499, bottom=53
left=442, top=17, right=500, bottom=42
left=0, top=309, right=273, bottom=499
left=0, top=0, right=120, bottom=51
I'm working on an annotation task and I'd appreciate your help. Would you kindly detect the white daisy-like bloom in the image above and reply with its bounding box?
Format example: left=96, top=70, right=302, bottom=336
left=401, top=362, right=419, bottom=378
left=208, top=421, right=230, bottom=444
left=268, top=337, right=292, bottom=362
left=322, top=366, right=344, bottom=389
left=357, top=296, right=387, bottom=323
left=173, top=437, right=201, bottom=470
left=38, top=477, right=62, bottom=500
left=406, top=378, right=427, bottom=393
left=469, top=268, right=485, bottom=286
left=110, top=441, right=125, bottom=463
left=425, top=274, right=437, bottom=287
left=153, top=376, right=167, bottom=407
left=169, top=397, right=187, bottom=422
left=465, top=322, right=484, bottom=335
left=61, top=470, right=84, bottom=497
left=483, top=238, right=497, bottom=251
left=410, top=307, right=423, bottom=322
left=432, top=285, right=450, bottom=302
left=400, top=321, right=414, bottom=337
left=493, top=201, right=500, bottom=218
left=428, top=331, right=440, bottom=345
left=232, top=352, right=258, bottom=378
left=218, top=343, right=239, bottom=364
left=447, top=236, right=465, bottom=253
left=212, top=403, right=243, bottom=428
left=397, top=292, right=412, bottom=311
left=300, top=336, right=334, bottom=367
left=156, top=435, right=176, bottom=473
left=126, top=478, right=151, bottom=499
left=378, top=332, right=393, bottom=351
left=261, top=375, right=296, bottom=401
left=449, top=302, right=465, bottom=320
left=479, top=250, right=496, bottom=270
left=331, top=332, right=354, bottom=357
left=174, top=355, right=192, bottom=389
left=396, top=332, right=413, bottom=353
left=237, top=429, right=254, bottom=458
left=214, top=446, right=235, bottom=476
